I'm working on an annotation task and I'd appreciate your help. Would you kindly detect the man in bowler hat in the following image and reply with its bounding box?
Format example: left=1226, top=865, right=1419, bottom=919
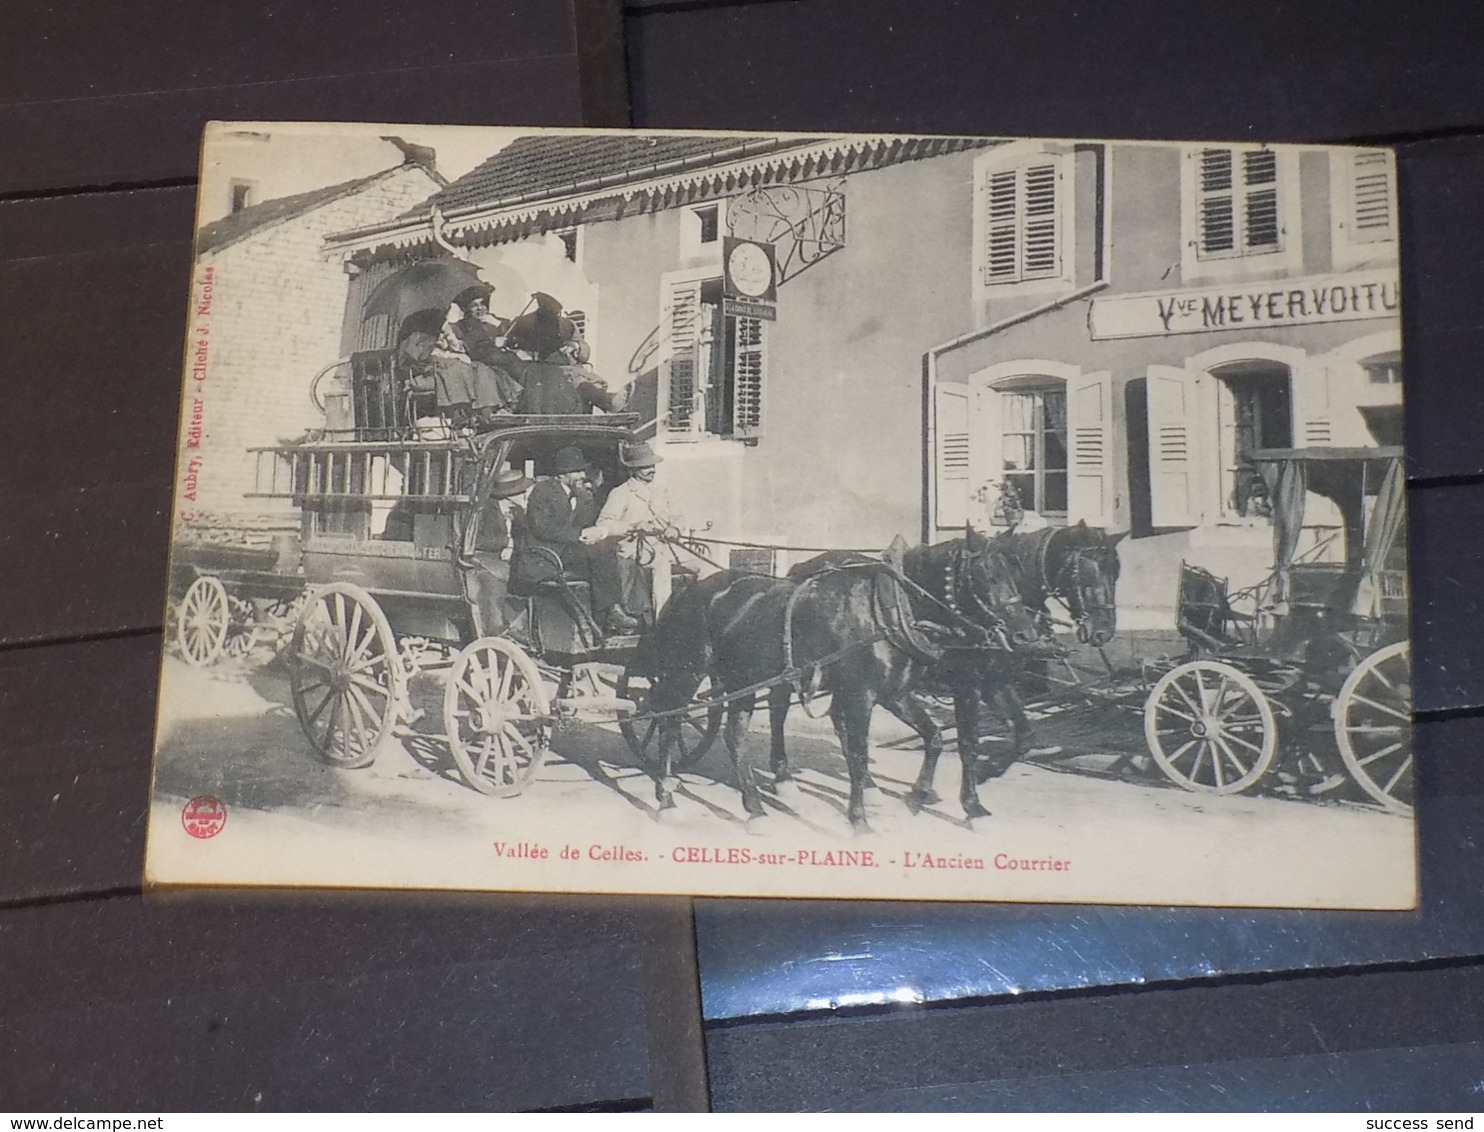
left=514, top=445, right=635, bottom=632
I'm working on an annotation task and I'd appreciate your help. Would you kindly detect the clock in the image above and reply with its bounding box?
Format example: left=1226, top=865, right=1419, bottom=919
left=727, top=240, right=774, bottom=298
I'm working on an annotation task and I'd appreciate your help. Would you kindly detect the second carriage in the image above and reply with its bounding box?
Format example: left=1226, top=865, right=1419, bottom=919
left=1139, top=444, right=1412, bottom=814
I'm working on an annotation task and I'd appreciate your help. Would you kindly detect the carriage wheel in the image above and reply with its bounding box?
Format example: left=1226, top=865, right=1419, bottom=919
left=1333, top=641, right=1413, bottom=815
left=443, top=638, right=551, bottom=797
left=290, top=583, right=400, bottom=769
left=1144, top=660, right=1277, bottom=794
left=617, top=670, right=723, bottom=773
left=178, top=576, right=230, bottom=667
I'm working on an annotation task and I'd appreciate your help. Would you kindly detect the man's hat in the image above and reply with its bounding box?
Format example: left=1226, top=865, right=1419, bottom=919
left=490, top=465, right=533, bottom=498
left=453, top=283, right=494, bottom=310
left=549, top=445, right=589, bottom=475
left=620, top=440, right=662, bottom=468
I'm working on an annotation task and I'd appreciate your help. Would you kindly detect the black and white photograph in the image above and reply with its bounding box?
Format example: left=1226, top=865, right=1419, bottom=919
left=146, top=123, right=1413, bottom=907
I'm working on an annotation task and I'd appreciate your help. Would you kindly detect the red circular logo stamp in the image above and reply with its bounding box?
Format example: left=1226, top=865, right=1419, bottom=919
left=182, top=795, right=227, bottom=839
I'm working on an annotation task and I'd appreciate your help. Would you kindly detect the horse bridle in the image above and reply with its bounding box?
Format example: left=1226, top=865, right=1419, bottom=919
left=942, top=542, right=1019, bottom=651
left=1045, top=547, right=1114, bottom=645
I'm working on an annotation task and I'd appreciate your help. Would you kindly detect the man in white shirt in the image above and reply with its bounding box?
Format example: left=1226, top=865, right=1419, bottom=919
left=580, top=441, right=678, bottom=626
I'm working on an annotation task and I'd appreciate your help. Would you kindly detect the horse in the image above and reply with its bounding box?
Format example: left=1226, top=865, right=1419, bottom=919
left=632, top=550, right=1030, bottom=830
left=991, top=521, right=1125, bottom=649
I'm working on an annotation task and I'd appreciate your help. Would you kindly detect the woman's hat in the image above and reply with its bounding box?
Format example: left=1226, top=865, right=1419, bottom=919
left=490, top=466, right=533, bottom=498
left=619, top=441, right=662, bottom=468
left=549, top=445, right=589, bottom=475
left=453, top=283, right=494, bottom=310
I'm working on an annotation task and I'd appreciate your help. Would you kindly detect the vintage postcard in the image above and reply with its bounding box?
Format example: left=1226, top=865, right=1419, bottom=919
left=146, top=123, right=1414, bottom=908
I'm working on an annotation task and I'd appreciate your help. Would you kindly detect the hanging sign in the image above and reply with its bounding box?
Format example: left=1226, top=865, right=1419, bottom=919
left=722, top=236, right=778, bottom=320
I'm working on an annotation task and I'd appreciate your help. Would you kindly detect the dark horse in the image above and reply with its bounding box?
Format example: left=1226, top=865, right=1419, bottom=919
left=632, top=545, right=1039, bottom=830
left=992, top=522, right=1125, bottom=649
left=898, top=522, right=1126, bottom=805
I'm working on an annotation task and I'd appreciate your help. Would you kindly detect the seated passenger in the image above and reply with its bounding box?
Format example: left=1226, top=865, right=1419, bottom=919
left=432, top=286, right=521, bottom=428
left=507, top=292, right=618, bottom=415
left=512, top=445, right=633, bottom=632
left=467, top=465, right=532, bottom=637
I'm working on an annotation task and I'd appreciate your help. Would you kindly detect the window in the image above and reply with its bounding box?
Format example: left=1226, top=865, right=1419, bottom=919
left=1363, top=352, right=1402, bottom=386
left=1180, top=146, right=1301, bottom=281
left=680, top=202, right=727, bottom=260
left=1213, top=362, right=1292, bottom=519
left=663, top=278, right=766, bottom=441
left=229, top=180, right=256, bottom=213
left=696, top=206, right=719, bottom=244
left=999, top=387, right=1068, bottom=516
left=1331, top=149, right=1398, bottom=267
left=973, top=148, right=1071, bottom=294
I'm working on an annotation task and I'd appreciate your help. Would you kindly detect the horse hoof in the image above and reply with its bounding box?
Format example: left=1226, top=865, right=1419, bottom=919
left=965, top=812, right=991, bottom=832
left=773, top=777, right=800, bottom=799
left=849, top=817, right=874, bottom=836
left=744, top=812, right=769, bottom=833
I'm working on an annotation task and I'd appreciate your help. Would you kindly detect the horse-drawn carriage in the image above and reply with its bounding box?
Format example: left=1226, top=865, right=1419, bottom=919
left=1140, top=445, right=1412, bottom=814
left=169, top=414, right=724, bottom=797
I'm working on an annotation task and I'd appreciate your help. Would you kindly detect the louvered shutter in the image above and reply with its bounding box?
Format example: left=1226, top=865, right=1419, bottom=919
left=934, top=384, right=971, bottom=530
left=664, top=281, right=703, bottom=434
left=1146, top=366, right=1200, bottom=529
left=1349, top=150, right=1396, bottom=245
left=982, top=158, right=1060, bottom=284
left=732, top=316, right=766, bottom=439
left=1197, top=148, right=1281, bottom=256
left=1068, top=373, right=1113, bottom=527
left=1197, top=149, right=1236, bottom=255
left=1242, top=150, right=1280, bottom=250
left=1293, top=359, right=1335, bottom=447
left=984, top=169, right=1019, bottom=284
left=1022, top=162, right=1059, bottom=278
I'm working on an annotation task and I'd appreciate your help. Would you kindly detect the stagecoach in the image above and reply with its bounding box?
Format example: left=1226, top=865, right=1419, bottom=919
left=169, top=414, right=724, bottom=797
left=1141, top=445, right=1412, bottom=814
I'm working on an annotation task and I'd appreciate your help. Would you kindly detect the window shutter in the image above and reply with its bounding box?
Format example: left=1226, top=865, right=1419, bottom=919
left=982, top=159, right=1061, bottom=285
left=1242, top=149, right=1280, bottom=250
left=664, top=281, right=703, bottom=434
left=934, top=384, right=971, bottom=530
left=1146, top=365, right=1201, bottom=529
left=1350, top=150, right=1396, bottom=244
left=1068, top=373, right=1113, bottom=527
left=1022, top=162, right=1059, bottom=278
left=732, top=316, right=766, bottom=439
left=1293, top=359, right=1336, bottom=447
left=984, top=169, right=1019, bottom=283
left=1198, top=148, right=1235, bottom=255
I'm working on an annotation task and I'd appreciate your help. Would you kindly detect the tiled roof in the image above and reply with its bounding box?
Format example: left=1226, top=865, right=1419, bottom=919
left=197, top=164, right=435, bottom=255
left=408, top=134, right=820, bottom=218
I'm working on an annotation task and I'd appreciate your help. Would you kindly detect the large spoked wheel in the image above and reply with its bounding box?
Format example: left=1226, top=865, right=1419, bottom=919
left=289, top=583, right=400, bottom=769
left=617, top=669, right=722, bottom=773
left=443, top=637, right=552, bottom=797
left=178, top=576, right=230, bottom=667
left=1334, top=641, right=1413, bottom=815
left=1144, top=660, right=1278, bottom=794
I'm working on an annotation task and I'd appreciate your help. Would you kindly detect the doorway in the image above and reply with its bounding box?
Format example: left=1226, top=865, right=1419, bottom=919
left=1125, top=378, right=1153, bottom=538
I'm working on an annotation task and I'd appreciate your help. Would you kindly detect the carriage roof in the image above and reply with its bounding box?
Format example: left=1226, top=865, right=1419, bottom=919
left=248, top=414, right=643, bottom=505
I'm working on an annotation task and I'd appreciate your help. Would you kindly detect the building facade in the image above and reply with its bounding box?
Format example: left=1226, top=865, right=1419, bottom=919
left=328, top=135, right=1401, bottom=620
left=929, top=141, right=1400, bottom=624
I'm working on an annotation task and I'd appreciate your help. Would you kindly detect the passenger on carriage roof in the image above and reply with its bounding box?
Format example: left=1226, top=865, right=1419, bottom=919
left=430, top=283, right=521, bottom=428
left=513, top=445, right=635, bottom=633
left=507, top=292, right=619, bottom=416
